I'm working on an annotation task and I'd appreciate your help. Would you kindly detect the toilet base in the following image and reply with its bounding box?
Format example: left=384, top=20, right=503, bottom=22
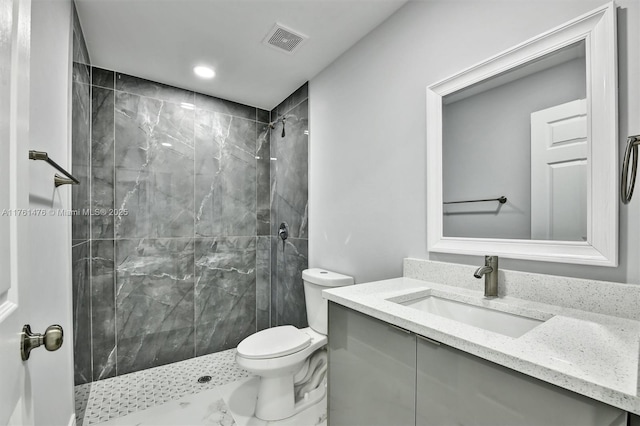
left=255, top=375, right=326, bottom=421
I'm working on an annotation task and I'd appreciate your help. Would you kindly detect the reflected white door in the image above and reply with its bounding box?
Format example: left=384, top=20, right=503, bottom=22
left=531, top=99, right=587, bottom=241
left=0, top=0, right=33, bottom=424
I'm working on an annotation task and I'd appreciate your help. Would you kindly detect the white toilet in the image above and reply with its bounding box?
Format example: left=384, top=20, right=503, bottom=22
left=236, top=268, right=354, bottom=421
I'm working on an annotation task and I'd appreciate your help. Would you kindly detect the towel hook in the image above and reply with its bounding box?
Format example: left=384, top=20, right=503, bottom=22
left=621, top=135, right=640, bottom=204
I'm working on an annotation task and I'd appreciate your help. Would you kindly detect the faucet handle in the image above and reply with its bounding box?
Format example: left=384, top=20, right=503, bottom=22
left=484, top=256, right=498, bottom=297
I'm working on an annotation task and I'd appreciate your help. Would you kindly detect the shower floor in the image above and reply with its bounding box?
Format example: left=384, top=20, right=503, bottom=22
left=74, top=349, right=327, bottom=426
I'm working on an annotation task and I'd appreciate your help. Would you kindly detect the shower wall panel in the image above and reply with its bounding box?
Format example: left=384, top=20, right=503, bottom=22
left=71, top=4, right=92, bottom=386
left=114, top=88, right=196, bottom=238
left=270, top=85, right=309, bottom=329
left=91, top=84, right=115, bottom=240
left=115, top=237, right=196, bottom=374
left=194, top=236, right=256, bottom=356
left=194, top=106, right=257, bottom=237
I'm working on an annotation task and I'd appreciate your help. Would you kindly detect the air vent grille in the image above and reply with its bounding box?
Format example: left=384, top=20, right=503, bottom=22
left=263, top=24, right=308, bottom=54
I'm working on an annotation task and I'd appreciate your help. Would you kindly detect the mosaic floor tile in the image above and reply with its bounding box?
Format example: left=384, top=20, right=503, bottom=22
left=75, top=349, right=250, bottom=425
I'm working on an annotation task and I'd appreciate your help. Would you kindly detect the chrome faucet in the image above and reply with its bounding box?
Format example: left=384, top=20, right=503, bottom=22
left=474, top=255, right=498, bottom=297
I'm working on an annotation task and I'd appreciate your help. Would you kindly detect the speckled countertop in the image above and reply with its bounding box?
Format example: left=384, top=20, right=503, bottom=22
left=323, top=277, right=640, bottom=415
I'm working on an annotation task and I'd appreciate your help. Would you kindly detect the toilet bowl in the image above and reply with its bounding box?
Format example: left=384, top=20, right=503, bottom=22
left=235, top=268, right=354, bottom=421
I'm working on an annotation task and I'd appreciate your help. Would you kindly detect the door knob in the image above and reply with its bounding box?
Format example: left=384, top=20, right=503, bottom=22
left=20, top=324, right=63, bottom=361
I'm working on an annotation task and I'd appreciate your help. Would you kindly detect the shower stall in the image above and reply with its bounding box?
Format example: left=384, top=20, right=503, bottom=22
left=71, top=6, right=310, bottom=388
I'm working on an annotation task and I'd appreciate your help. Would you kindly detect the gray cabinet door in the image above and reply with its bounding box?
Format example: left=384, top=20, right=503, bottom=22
left=416, top=337, right=626, bottom=426
left=328, top=302, right=416, bottom=426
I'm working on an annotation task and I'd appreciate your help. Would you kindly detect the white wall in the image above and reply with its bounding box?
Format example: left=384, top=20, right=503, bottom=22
left=28, top=0, right=75, bottom=424
left=309, top=0, right=640, bottom=284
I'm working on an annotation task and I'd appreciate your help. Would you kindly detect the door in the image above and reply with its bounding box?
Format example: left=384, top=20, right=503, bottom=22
left=0, top=0, right=33, bottom=424
left=531, top=99, right=588, bottom=240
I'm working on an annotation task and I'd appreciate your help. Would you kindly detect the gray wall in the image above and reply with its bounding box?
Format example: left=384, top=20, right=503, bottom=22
left=309, top=0, right=640, bottom=284
left=71, top=53, right=309, bottom=381
left=443, top=57, right=586, bottom=239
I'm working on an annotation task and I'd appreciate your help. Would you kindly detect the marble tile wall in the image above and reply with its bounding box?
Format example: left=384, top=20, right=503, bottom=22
left=71, top=62, right=310, bottom=383
left=269, top=84, right=310, bottom=329
left=71, top=4, right=92, bottom=386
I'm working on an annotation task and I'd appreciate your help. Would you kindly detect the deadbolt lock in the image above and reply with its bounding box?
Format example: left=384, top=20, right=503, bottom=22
left=20, top=324, right=63, bottom=361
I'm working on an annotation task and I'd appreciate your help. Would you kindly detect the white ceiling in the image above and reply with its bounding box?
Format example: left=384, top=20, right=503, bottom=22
left=75, top=0, right=408, bottom=110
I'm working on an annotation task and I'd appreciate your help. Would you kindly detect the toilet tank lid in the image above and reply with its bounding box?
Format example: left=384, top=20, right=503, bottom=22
left=302, top=268, right=354, bottom=287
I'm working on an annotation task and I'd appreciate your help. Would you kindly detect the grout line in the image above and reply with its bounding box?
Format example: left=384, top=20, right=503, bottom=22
left=112, top=70, right=118, bottom=377
left=267, top=110, right=272, bottom=329
left=71, top=240, right=90, bottom=248
left=255, top=120, right=259, bottom=332
left=193, top=96, right=197, bottom=359
left=88, top=70, right=95, bottom=384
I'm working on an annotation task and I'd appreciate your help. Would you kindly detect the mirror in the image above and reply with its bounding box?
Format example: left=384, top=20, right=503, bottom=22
left=443, top=41, right=587, bottom=241
left=427, top=3, right=618, bottom=266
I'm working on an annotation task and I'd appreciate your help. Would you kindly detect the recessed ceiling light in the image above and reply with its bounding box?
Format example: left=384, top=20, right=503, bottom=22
left=161, top=142, right=172, bottom=147
left=193, top=65, right=215, bottom=79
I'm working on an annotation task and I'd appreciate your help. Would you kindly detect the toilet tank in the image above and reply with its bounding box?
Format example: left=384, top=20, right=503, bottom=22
left=302, top=268, right=354, bottom=335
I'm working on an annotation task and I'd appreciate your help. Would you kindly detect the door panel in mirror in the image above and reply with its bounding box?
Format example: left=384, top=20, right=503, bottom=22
left=531, top=99, right=587, bottom=241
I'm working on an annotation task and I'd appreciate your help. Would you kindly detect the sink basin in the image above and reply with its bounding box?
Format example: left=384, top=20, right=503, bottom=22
left=397, top=295, right=545, bottom=338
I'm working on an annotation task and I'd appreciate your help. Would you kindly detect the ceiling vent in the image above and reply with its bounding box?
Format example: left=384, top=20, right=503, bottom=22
left=262, top=23, right=308, bottom=54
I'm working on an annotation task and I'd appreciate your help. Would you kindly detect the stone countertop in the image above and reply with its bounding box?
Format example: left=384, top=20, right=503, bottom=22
left=323, top=277, right=640, bottom=415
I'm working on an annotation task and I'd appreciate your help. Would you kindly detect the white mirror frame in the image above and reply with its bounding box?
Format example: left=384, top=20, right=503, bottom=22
left=426, top=3, right=618, bottom=266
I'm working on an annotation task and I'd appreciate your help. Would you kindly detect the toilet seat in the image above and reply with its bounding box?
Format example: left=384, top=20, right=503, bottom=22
left=237, top=325, right=311, bottom=359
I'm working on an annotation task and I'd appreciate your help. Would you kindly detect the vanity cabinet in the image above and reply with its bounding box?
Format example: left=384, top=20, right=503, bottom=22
left=328, top=302, right=626, bottom=426
left=328, top=301, right=416, bottom=426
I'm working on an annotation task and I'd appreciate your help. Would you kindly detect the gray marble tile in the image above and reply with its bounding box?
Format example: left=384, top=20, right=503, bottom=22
left=72, top=4, right=90, bottom=66
left=256, top=123, right=271, bottom=236
left=274, top=237, right=308, bottom=328
left=195, top=110, right=256, bottom=237
left=194, top=237, right=256, bottom=356
left=117, top=328, right=195, bottom=376
left=72, top=79, right=91, bottom=243
left=257, top=108, right=270, bottom=124
left=115, top=238, right=195, bottom=374
left=72, top=4, right=90, bottom=85
left=275, top=82, right=308, bottom=118
left=116, top=73, right=194, bottom=105
left=114, top=92, right=195, bottom=238
left=256, top=236, right=271, bottom=331
left=92, top=67, right=114, bottom=89
left=270, top=236, right=278, bottom=328
left=91, top=87, right=115, bottom=240
left=271, top=99, right=308, bottom=239
left=91, top=239, right=116, bottom=381
left=72, top=241, right=92, bottom=385
left=73, top=62, right=91, bottom=86
left=194, top=93, right=256, bottom=121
